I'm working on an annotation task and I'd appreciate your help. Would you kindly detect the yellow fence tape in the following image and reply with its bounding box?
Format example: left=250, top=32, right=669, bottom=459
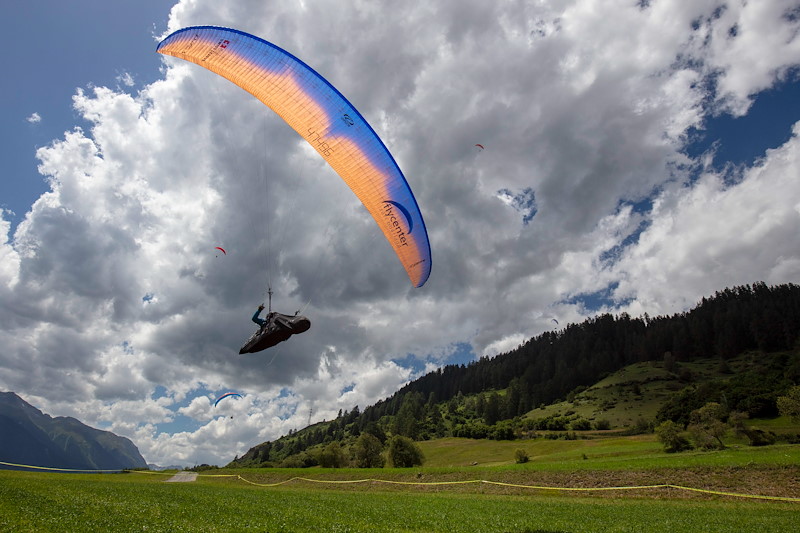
left=229, top=475, right=800, bottom=502
left=0, top=460, right=126, bottom=473
left=2, top=460, right=797, bottom=502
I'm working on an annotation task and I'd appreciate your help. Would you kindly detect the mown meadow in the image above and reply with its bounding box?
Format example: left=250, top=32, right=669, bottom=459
left=1, top=469, right=797, bottom=533
left=417, top=432, right=800, bottom=471
left=2, top=437, right=798, bottom=533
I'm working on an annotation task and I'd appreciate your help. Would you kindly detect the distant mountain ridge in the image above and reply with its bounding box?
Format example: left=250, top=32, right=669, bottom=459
left=0, top=392, right=146, bottom=471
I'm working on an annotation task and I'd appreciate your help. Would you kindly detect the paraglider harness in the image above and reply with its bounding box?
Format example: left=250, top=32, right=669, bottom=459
left=239, top=288, right=311, bottom=354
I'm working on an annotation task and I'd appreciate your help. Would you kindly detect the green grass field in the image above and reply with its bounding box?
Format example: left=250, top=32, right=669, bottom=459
left=3, top=437, right=799, bottom=533
left=418, top=434, right=800, bottom=471
left=0, top=468, right=797, bottom=533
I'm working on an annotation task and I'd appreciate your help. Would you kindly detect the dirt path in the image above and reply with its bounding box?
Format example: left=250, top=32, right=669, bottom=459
left=165, top=471, right=198, bottom=482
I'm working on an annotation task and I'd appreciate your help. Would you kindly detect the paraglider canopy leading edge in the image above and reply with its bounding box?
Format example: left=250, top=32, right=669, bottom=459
left=157, top=26, right=432, bottom=287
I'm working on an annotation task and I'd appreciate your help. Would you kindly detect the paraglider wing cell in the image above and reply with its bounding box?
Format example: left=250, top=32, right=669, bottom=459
left=157, top=26, right=431, bottom=287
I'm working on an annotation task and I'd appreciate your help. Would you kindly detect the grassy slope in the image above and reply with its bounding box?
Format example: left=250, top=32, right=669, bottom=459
left=419, top=435, right=663, bottom=468
left=417, top=435, right=800, bottom=473
left=521, top=352, right=784, bottom=428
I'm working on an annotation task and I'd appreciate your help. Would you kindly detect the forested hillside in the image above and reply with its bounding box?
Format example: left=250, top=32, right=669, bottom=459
left=229, top=282, right=800, bottom=468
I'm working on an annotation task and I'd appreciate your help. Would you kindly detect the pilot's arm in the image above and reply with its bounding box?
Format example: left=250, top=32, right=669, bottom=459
left=252, top=305, right=267, bottom=326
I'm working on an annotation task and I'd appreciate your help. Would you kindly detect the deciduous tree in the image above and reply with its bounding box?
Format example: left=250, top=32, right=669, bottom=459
left=352, top=433, right=385, bottom=468
left=388, top=436, right=424, bottom=467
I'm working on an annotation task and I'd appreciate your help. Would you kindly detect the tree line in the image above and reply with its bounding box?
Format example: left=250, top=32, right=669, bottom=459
left=362, top=282, right=800, bottom=423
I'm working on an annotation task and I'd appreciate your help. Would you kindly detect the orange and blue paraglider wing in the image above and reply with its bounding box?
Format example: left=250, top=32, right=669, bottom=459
left=214, top=392, right=242, bottom=407
left=157, top=26, right=431, bottom=287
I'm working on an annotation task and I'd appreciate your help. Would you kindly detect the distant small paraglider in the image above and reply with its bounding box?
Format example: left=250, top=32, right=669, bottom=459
left=214, top=392, right=242, bottom=407
left=549, top=318, right=559, bottom=344
left=214, top=246, right=226, bottom=257
left=475, top=143, right=485, bottom=151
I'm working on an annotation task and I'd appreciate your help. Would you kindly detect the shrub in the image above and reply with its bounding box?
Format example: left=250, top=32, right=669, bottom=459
left=453, top=422, right=490, bottom=439
left=777, top=385, right=800, bottom=422
left=545, top=416, right=568, bottom=431
left=594, top=419, right=611, bottom=430
left=688, top=402, right=728, bottom=450
left=743, top=428, right=777, bottom=447
left=388, top=436, right=424, bottom=467
left=629, top=418, right=653, bottom=435
left=280, top=452, right=317, bottom=468
left=189, top=464, right=219, bottom=472
left=514, top=449, right=529, bottom=464
left=656, top=420, right=692, bottom=453
left=318, top=442, right=348, bottom=468
left=570, top=418, right=591, bottom=431
left=489, top=421, right=515, bottom=440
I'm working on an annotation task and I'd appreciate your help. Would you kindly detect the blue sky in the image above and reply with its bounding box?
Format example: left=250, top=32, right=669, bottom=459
left=2, top=1, right=800, bottom=467
left=686, top=76, right=800, bottom=169
left=566, top=76, right=800, bottom=314
left=3, top=1, right=171, bottom=228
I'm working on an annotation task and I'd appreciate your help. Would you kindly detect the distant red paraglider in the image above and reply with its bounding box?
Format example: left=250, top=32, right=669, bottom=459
left=214, top=246, right=226, bottom=257
left=475, top=144, right=485, bottom=150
